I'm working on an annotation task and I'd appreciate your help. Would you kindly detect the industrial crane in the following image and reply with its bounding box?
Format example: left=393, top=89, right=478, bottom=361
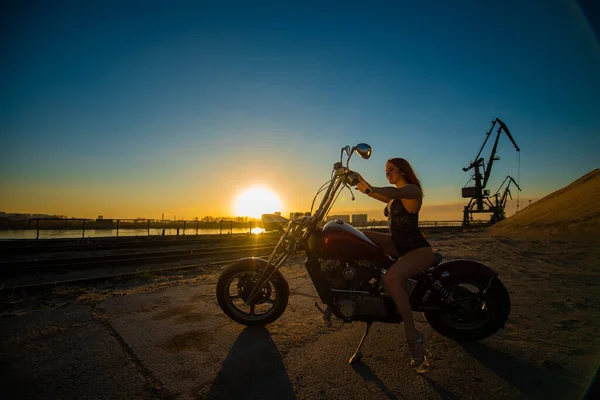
left=462, top=118, right=521, bottom=226
left=491, top=175, right=522, bottom=223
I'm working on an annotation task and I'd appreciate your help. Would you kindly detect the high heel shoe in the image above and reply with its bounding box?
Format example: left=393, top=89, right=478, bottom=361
left=407, top=332, right=429, bottom=373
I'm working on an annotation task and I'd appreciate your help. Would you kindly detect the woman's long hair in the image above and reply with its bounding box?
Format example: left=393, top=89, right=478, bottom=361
left=387, top=158, right=423, bottom=190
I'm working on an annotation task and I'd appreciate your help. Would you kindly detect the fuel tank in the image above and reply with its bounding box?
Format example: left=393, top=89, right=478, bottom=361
left=319, top=220, right=388, bottom=261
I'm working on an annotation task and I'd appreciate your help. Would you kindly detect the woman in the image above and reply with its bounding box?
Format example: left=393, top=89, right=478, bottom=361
left=355, top=158, right=434, bottom=372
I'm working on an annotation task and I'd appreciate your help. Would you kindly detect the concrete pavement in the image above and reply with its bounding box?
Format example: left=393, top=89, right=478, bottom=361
left=1, top=253, right=593, bottom=399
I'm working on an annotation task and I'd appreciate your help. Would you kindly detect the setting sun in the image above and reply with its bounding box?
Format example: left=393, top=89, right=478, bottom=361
left=233, top=187, right=283, bottom=218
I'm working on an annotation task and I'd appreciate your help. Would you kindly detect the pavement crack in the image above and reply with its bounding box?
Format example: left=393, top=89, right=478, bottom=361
left=92, top=307, right=176, bottom=400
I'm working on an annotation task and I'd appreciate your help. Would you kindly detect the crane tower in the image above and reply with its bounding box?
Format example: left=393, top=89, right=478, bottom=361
left=462, top=118, right=521, bottom=226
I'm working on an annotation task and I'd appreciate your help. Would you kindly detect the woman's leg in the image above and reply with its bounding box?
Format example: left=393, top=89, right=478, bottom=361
left=363, top=231, right=398, bottom=258
left=384, top=246, right=434, bottom=361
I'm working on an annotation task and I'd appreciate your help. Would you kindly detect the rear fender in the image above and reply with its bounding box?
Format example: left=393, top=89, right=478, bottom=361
left=434, top=259, right=498, bottom=280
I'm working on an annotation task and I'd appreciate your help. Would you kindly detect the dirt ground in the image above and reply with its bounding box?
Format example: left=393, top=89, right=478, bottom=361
left=1, top=230, right=599, bottom=399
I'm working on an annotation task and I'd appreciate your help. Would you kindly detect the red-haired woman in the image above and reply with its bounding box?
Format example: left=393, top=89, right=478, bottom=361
left=356, top=158, right=434, bottom=372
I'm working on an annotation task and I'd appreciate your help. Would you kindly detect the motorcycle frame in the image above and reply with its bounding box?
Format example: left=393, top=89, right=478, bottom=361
left=246, top=165, right=347, bottom=303
left=245, top=148, right=500, bottom=323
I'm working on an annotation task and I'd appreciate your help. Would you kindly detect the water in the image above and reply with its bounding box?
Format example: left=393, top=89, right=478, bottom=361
left=0, top=221, right=463, bottom=240
left=0, top=227, right=266, bottom=240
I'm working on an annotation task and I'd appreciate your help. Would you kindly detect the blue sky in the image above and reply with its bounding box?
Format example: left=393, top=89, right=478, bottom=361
left=1, top=0, right=599, bottom=220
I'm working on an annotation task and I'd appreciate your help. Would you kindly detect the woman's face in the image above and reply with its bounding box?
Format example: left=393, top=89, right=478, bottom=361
left=385, top=161, right=403, bottom=185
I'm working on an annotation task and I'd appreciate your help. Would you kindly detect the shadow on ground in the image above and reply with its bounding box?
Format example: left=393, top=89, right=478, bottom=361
left=350, top=360, right=461, bottom=400
left=462, top=342, right=585, bottom=400
left=206, top=326, right=295, bottom=399
left=351, top=362, right=399, bottom=400
left=421, top=375, right=461, bottom=400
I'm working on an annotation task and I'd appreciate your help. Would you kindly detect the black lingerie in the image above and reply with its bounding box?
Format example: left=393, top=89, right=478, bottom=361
left=385, top=199, right=431, bottom=257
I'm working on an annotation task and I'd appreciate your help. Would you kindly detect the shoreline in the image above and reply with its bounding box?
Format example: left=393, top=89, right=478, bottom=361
left=0, top=225, right=475, bottom=242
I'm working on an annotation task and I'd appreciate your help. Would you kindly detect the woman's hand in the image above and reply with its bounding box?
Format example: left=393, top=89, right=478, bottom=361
left=355, top=173, right=372, bottom=194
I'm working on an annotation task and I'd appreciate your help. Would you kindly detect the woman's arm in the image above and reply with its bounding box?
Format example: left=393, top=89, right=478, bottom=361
left=366, top=191, right=390, bottom=203
left=355, top=173, right=392, bottom=203
left=368, top=184, right=422, bottom=200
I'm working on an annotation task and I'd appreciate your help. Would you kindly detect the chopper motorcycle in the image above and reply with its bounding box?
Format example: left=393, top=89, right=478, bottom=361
left=216, top=143, right=510, bottom=364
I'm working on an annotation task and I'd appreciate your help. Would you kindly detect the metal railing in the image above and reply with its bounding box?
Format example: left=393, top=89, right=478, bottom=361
left=2, top=218, right=263, bottom=239
left=1, top=217, right=487, bottom=240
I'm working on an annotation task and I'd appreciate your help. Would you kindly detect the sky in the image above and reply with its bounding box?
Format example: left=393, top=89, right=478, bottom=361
left=2, top=0, right=599, bottom=221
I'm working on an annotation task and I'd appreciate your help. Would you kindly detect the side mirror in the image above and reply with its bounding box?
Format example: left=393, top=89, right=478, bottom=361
left=353, top=143, right=371, bottom=159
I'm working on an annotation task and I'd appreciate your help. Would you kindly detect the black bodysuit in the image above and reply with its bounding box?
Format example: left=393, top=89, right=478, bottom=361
left=384, top=199, right=431, bottom=257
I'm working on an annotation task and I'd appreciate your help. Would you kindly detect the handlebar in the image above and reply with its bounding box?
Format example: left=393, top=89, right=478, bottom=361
left=346, top=169, right=372, bottom=194
left=309, top=161, right=367, bottom=227
left=346, top=171, right=359, bottom=186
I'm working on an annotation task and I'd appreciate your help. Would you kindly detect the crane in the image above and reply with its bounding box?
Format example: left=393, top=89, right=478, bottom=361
left=462, top=118, right=521, bottom=226
left=491, top=175, right=522, bottom=223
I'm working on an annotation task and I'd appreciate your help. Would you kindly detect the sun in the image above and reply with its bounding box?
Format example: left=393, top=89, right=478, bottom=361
left=233, top=187, right=283, bottom=219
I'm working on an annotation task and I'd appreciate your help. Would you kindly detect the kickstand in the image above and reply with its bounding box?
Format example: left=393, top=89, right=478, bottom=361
left=314, top=302, right=332, bottom=327
left=349, top=322, right=373, bottom=364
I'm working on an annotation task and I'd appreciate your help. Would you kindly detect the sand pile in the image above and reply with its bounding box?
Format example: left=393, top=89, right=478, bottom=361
left=489, top=168, right=600, bottom=241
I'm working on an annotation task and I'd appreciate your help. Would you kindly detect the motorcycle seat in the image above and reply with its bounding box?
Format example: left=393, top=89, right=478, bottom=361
left=431, top=252, right=443, bottom=267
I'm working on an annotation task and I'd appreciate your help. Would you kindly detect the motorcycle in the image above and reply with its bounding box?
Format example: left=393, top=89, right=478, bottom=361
left=216, top=143, right=510, bottom=364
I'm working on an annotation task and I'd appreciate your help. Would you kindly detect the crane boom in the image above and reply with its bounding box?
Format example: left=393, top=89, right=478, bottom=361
left=496, top=176, right=522, bottom=209
left=482, top=119, right=521, bottom=189
left=461, top=119, right=522, bottom=226
left=463, top=122, right=496, bottom=173
left=496, top=119, right=520, bottom=152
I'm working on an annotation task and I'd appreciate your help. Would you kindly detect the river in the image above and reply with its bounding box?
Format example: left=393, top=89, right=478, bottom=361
left=0, top=221, right=463, bottom=240
left=0, top=227, right=266, bottom=240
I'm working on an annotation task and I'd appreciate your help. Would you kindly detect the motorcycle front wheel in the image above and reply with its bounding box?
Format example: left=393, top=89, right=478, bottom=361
left=216, top=259, right=289, bottom=326
left=423, top=274, right=510, bottom=342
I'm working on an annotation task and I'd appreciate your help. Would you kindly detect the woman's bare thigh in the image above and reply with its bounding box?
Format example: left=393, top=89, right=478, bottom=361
left=363, top=230, right=398, bottom=257
left=388, top=247, right=435, bottom=280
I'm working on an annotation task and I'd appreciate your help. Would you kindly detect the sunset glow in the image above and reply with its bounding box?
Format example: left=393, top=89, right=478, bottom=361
left=2, top=2, right=598, bottom=223
left=233, top=187, right=283, bottom=219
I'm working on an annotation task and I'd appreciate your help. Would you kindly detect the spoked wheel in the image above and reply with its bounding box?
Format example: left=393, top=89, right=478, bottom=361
left=424, top=274, right=510, bottom=342
left=216, top=259, right=289, bottom=326
left=442, top=283, right=491, bottom=330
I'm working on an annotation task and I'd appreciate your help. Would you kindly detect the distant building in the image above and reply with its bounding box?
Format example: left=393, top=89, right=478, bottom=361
left=352, top=214, right=368, bottom=226
left=261, top=213, right=289, bottom=232
left=326, top=214, right=350, bottom=223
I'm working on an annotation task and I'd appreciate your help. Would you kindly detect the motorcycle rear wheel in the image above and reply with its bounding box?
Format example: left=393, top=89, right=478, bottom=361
left=216, top=260, right=289, bottom=326
left=423, top=274, right=510, bottom=342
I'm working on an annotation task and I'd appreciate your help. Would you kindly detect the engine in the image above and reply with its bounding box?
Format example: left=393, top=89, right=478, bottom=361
left=320, top=259, right=379, bottom=291
left=320, top=259, right=387, bottom=319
